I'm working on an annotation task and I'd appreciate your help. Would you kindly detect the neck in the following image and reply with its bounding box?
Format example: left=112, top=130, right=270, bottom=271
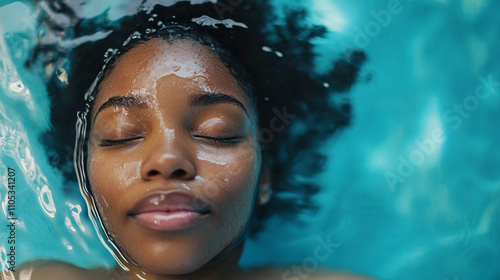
left=110, top=242, right=247, bottom=280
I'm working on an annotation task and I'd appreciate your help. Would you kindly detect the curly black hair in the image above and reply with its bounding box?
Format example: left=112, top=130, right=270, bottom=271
left=31, top=0, right=366, bottom=236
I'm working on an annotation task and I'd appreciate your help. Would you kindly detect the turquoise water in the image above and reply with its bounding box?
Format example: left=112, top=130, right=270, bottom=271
left=1, top=1, right=499, bottom=279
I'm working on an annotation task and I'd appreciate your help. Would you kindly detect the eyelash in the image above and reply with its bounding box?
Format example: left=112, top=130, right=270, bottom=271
left=195, top=136, right=242, bottom=144
left=97, top=137, right=143, bottom=147
left=97, top=135, right=241, bottom=147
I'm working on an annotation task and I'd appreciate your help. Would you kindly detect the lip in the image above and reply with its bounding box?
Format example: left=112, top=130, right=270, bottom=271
left=128, top=191, right=211, bottom=231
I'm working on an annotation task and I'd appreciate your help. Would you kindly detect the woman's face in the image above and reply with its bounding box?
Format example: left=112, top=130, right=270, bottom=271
left=87, top=38, right=267, bottom=275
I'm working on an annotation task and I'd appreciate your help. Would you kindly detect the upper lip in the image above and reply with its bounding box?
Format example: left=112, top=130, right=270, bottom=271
left=128, top=191, right=212, bottom=215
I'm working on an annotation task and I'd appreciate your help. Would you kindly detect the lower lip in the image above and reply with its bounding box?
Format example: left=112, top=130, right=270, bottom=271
left=131, top=211, right=209, bottom=231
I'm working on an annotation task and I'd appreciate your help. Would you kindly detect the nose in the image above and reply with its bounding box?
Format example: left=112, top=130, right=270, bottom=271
left=141, top=136, right=196, bottom=181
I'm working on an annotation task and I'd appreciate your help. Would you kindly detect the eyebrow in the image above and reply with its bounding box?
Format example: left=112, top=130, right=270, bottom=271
left=190, top=93, right=249, bottom=116
left=93, top=96, right=147, bottom=123
left=92, top=93, right=249, bottom=123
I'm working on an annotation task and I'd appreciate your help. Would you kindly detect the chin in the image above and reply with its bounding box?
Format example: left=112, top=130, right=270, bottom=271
left=139, top=261, right=202, bottom=276
left=122, top=243, right=213, bottom=276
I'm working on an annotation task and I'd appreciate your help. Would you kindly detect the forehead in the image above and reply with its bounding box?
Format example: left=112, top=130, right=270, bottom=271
left=92, top=38, right=250, bottom=112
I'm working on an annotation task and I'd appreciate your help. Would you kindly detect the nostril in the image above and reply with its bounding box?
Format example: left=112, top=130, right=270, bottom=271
left=171, top=169, right=187, bottom=178
left=146, top=169, right=187, bottom=178
left=147, top=170, right=160, bottom=177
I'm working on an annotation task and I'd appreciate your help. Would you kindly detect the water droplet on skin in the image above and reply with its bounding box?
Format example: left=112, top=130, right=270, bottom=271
left=157, top=21, right=163, bottom=26
left=148, top=17, right=154, bottom=22
left=323, top=82, right=330, bottom=88
left=146, top=28, right=151, bottom=34
left=275, top=51, right=283, bottom=57
left=264, top=97, right=269, bottom=101
left=262, top=46, right=272, bottom=52
left=152, top=14, right=157, bottom=17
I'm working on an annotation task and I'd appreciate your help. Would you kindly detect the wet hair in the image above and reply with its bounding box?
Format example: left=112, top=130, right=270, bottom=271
left=33, top=0, right=367, bottom=236
left=86, top=25, right=256, bottom=118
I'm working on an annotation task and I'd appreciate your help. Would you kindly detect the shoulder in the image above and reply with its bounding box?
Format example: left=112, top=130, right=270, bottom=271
left=248, top=265, right=376, bottom=280
left=12, top=259, right=111, bottom=280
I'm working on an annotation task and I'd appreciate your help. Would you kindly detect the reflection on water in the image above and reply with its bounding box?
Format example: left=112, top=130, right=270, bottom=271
left=0, top=0, right=499, bottom=279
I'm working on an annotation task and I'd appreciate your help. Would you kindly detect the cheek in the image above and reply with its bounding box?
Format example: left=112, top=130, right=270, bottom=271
left=87, top=151, right=142, bottom=232
left=193, top=145, right=260, bottom=250
left=222, top=149, right=261, bottom=241
left=227, top=152, right=260, bottom=200
left=196, top=144, right=261, bottom=213
left=88, top=151, right=142, bottom=192
left=88, top=153, right=107, bottom=206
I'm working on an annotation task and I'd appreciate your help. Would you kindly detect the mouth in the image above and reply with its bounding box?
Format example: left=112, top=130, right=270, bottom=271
left=128, top=191, right=211, bottom=231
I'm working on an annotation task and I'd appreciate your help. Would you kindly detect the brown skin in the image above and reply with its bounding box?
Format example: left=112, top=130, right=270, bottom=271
left=11, top=38, right=373, bottom=280
left=87, top=38, right=270, bottom=279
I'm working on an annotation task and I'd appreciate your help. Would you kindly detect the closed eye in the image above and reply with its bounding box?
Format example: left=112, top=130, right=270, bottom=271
left=97, top=137, right=144, bottom=147
left=193, top=135, right=242, bottom=144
